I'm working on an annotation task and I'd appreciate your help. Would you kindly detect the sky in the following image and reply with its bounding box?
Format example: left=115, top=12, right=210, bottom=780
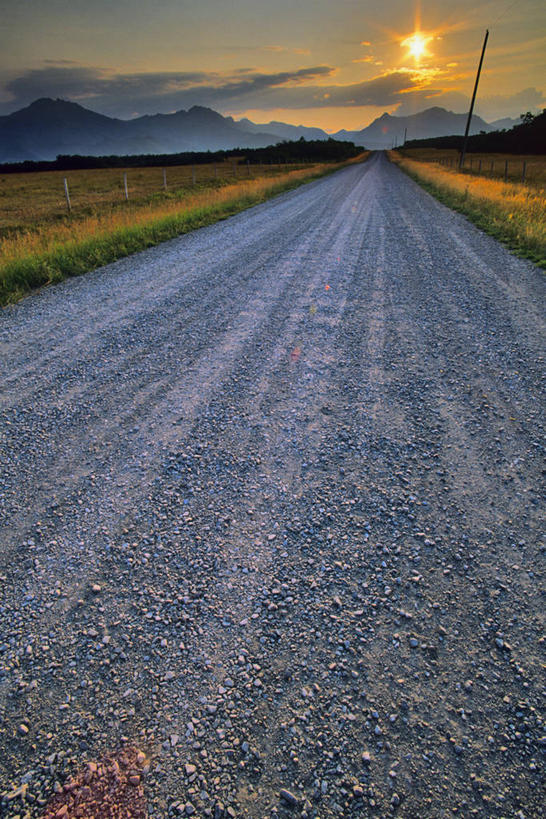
left=1, top=0, right=544, bottom=130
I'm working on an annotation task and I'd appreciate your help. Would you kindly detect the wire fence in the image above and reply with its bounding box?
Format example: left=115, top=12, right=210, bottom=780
left=0, top=161, right=310, bottom=235
left=435, top=155, right=530, bottom=183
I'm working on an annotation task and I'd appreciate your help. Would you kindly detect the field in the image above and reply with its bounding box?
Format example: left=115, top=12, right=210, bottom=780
left=391, top=150, right=546, bottom=266
left=0, top=160, right=308, bottom=237
left=0, top=156, right=367, bottom=306
left=401, top=148, right=546, bottom=187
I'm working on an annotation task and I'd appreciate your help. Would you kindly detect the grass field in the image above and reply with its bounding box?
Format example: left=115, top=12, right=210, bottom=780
left=401, top=148, right=546, bottom=187
left=0, top=160, right=307, bottom=237
left=390, top=150, right=546, bottom=267
left=0, top=155, right=367, bottom=307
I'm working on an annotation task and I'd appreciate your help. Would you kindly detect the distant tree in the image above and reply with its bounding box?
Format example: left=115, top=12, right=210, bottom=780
left=520, top=112, right=536, bottom=125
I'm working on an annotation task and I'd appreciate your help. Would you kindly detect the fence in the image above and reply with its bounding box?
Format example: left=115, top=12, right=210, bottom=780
left=0, top=161, right=309, bottom=234
left=433, top=156, right=531, bottom=184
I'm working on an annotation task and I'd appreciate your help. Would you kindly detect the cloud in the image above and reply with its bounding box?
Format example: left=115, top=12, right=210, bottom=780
left=0, top=62, right=440, bottom=118
left=1, top=63, right=542, bottom=123
left=395, top=85, right=546, bottom=120
left=0, top=64, right=339, bottom=117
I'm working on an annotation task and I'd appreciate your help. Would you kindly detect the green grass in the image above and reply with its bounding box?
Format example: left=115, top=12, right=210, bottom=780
left=390, top=152, right=546, bottom=269
left=1, top=160, right=363, bottom=307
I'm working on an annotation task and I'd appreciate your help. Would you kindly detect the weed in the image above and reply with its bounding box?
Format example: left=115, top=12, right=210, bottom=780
left=389, top=151, right=546, bottom=268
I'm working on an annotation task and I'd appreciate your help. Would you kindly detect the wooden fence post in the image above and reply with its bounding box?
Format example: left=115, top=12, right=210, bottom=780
left=192, top=166, right=196, bottom=185
left=123, top=172, right=129, bottom=201
left=521, top=161, right=527, bottom=183
left=63, top=178, right=71, bottom=213
left=478, top=159, right=482, bottom=173
left=490, top=160, right=494, bottom=175
left=163, top=168, right=167, bottom=190
left=504, top=160, right=508, bottom=182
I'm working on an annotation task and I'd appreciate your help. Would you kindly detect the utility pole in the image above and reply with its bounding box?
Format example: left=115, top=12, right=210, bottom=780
left=403, top=127, right=407, bottom=146
left=459, top=29, right=489, bottom=169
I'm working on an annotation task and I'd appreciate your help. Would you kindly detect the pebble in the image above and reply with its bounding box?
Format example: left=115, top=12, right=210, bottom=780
left=279, top=788, right=298, bottom=806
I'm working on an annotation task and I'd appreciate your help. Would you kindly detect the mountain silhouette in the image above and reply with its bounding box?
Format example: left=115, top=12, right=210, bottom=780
left=0, top=98, right=279, bottom=162
left=0, top=98, right=505, bottom=162
left=332, top=107, right=494, bottom=148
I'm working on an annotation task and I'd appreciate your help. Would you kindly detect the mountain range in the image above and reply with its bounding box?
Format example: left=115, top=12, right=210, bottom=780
left=0, top=98, right=519, bottom=163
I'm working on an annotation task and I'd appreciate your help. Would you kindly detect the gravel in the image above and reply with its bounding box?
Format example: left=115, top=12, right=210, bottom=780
left=0, top=152, right=544, bottom=818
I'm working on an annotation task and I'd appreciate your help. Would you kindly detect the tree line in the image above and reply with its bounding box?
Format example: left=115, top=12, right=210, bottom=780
left=404, top=110, right=545, bottom=154
left=0, top=138, right=362, bottom=174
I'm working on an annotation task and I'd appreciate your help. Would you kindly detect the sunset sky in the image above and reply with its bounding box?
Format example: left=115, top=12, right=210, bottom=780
left=1, top=0, right=544, bottom=129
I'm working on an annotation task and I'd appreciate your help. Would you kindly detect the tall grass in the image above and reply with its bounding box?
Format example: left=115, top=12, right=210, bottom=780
left=1, top=160, right=365, bottom=306
left=390, top=151, right=546, bottom=267
left=399, top=148, right=546, bottom=187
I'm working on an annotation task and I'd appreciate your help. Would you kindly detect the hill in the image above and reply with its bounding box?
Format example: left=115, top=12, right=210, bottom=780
left=332, top=107, right=493, bottom=149
left=0, top=97, right=528, bottom=163
left=402, top=109, right=546, bottom=154
left=0, top=99, right=280, bottom=162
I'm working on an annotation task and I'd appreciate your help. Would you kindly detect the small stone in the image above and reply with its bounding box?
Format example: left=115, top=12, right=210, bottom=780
left=185, top=763, right=197, bottom=776
left=18, top=723, right=29, bottom=735
left=280, top=788, right=298, bottom=806
left=185, top=803, right=196, bottom=816
left=128, top=774, right=140, bottom=786
left=91, top=584, right=101, bottom=594
left=409, top=638, right=419, bottom=648
left=361, top=751, right=371, bottom=764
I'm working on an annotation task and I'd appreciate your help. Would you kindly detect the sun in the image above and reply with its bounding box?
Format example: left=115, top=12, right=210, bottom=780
left=401, top=31, right=433, bottom=60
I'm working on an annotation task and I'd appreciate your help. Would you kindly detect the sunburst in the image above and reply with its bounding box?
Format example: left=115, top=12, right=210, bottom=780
left=401, top=31, right=433, bottom=61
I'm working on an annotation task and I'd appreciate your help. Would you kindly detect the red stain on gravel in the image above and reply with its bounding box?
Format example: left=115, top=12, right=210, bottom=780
left=290, top=346, right=302, bottom=362
left=42, top=747, right=148, bottom=818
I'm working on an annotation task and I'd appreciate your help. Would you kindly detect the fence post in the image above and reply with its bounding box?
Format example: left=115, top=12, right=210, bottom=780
left=247, top=160, right=251, bottom=176
left=163, top=168, right=167, bottom=190
left=521, top=161, right=526, bottom=183
left=192, top=166, right=196, bottom=185
left=478, top=159, right=482, bottom=173
left=504, top=160, right=508, bottom=182
left=63, top=178, right=71, bottom=213
left=123, top=172, right=129, bottom=201
left=214, top=163, right=218, bottom=179
left=490, top=160, right=494, bottom=175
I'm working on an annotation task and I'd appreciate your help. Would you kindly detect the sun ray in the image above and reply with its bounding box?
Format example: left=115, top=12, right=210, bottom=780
left=401, top=31, right=434, bottom=61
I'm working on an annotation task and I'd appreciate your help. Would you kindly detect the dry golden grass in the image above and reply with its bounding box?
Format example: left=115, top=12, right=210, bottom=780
left=390, top=151, right=546, bottom=266
left=1, top=155, right=369, bottom=305
left=0, top=160, right=301, bottom=235
left=0, top=165, right=326, bottom=264
left=401, top=148, right=546, bottom=187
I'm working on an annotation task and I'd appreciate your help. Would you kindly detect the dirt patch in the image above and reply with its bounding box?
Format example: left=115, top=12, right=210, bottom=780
left=42, top=747, right=148, bottom=819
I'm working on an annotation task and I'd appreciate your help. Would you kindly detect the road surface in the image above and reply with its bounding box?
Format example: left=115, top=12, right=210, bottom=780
left=0, top=153, right=544, bottom=817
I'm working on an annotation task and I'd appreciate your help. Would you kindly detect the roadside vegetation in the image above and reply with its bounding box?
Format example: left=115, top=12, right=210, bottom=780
left=389, top=150, right=546, bottom=267
left=404, top=108, right=546, bottom=155
left=0, top=151, right=367, bottom=307
left=399, top=148, right=546, bottom=187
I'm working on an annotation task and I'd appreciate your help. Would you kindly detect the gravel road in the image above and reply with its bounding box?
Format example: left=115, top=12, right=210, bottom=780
left=1, top=152, right=544, bottom=818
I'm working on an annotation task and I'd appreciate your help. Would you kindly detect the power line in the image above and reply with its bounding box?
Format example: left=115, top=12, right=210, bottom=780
left=490, top=0, right=520, bottom=28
